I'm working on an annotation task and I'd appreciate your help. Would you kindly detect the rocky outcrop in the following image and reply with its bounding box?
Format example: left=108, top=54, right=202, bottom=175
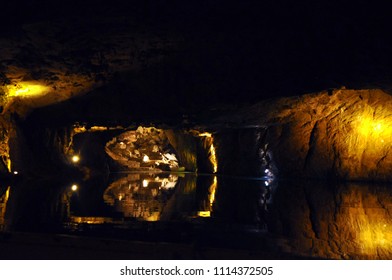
left=215, top=88, right=392, bottom=181
left=105, top=127, right=180, bottom=171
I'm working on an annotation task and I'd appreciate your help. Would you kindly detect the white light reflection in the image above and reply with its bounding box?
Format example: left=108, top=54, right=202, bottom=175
left=143, top=155, right=150, bottom=162
left=264, top=168, right=274, bottom=178
left=142, top=179, right=149, bottom=187
left=72, top=155, right=80, bottom=163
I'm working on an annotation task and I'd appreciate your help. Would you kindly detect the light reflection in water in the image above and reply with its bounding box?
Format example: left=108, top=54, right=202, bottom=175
left=197, top=176, right=217, bottom=218
left=8, top=171, right=392, bottom=259
left=268, top=181, right=392, bottom=259
left=0, top=186, right=10, bottom=230
left=199, top=132, right=218, bottom=173
left=65, top=173, right=274, bottom=225
left=103, top=173, right=179, bottom=221
left=358, top=222, right=392, bottom=254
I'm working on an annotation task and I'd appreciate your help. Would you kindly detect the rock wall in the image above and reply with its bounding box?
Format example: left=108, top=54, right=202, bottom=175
left=0, top=118, right=11, bottom=173
left=105, top=127, right=180, bottom=171
left=214, top=128, right=269, bottom=177
left=221, top=89, right=392, bottom=181
left=165, top=130, right=198, bottom=172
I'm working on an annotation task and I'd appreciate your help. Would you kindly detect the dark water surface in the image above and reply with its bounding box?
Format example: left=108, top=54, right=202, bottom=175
left=1, top=173, right=392, bottom=259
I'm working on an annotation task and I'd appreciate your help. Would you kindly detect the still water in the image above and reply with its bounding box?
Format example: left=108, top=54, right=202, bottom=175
left=1, top=173, right=392, bottom=259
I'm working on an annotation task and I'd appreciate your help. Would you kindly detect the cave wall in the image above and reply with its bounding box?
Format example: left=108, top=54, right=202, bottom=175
left=6, top=88, right=392, bottom=182
left=214, top=128, right=269, bottom=177
left=164, top=129, right=197, bottom=172
left=0, top=118, right=11, bottom=173
left=219, top=89, right=392, bottom=181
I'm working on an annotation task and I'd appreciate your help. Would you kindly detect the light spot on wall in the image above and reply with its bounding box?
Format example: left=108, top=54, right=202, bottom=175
left=5, top=81, right=50, bottom=98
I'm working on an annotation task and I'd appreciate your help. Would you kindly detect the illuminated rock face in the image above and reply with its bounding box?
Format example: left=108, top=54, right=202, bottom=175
left=227, top=89, right=392, bottom=181
left=105, top=127, right=180, bottom=171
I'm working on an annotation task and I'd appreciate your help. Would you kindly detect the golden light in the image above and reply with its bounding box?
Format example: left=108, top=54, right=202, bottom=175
left=0, top=187, right=11, bottom=228
left=142, top=179, right=149, bottom=187
left=69, top=216, right=113, bottom=224
left=209, top=176, right=217, bottom=206
left=358, top=221, right=392, bottom=254
left=6, top=160, right=11, bottom=173
left=199, top=132, right=212, bottom=137
left=210, top=144, right=218, bottom=173
left=199, top=132, right=218, bottom=173
left=197, top=176, right=217, bottom=218
left=359, top=119, right=382, bottom=136
left=197, top=211, right=211, bottom=217
left=72, top=125, right=124, bottom=135
left=71, top=184, right=78, bottom=191
left=348, top=114, right=392, bottom=163
left=145, top=212, right=160, bottom=221
left=71, top=155, right=80, bottom=163
left=6, top=81, right=50, bottom=97
left=356, top=115, right=392, bottom=141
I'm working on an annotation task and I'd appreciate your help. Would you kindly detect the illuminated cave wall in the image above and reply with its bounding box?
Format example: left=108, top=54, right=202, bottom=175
left=105, top=127, right=215, bottom=173
left=0, top=121, right=11, bottom=173
left=226, top=88, right=392, bottom=181
left=5, top=86, right=392, bottom=182
left=105, top=127, right=180, bottom=171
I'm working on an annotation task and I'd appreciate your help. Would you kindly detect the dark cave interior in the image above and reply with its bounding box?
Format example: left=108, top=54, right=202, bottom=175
left=1, top=1, right=392, bottom=260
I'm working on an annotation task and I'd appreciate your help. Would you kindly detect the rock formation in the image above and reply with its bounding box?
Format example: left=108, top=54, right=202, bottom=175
left=214, top=88, right=392, bottom=181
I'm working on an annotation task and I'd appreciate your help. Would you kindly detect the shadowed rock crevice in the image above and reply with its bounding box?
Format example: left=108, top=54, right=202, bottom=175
left=304, top=120, right=319, bottom=172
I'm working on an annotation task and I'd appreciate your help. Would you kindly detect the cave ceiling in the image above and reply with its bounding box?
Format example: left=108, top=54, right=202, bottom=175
left=1, top=1, right=392, bottom=124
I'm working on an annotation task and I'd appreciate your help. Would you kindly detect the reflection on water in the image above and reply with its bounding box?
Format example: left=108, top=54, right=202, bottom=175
left=267, top=180, right=392, bottom=259
left=197, top=176, right=218, bottom=218
left=2, top=174, right=392, bottom=259
left=0, top=186, right=10, bottom=230
left=103, top=173, right=179, bottom=221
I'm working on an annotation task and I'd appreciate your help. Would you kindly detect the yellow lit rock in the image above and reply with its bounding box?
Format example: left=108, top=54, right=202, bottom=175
left=233, top=88, right=392, bottom=181
left=197, top=211, right=211, bottom=217
left=199, top=132, right=218, bottom=173
left=6, top=81, right=50, bottom=97
left=69, top=216, right=114, bottom=224
left=209, top=176, right=217, bottom=206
